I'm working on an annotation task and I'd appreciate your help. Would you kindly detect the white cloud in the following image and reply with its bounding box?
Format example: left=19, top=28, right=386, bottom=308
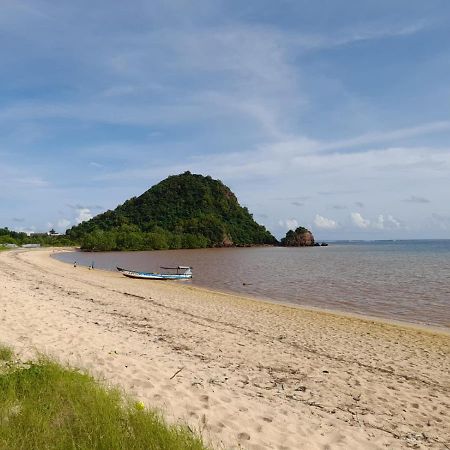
left=356, top=213, right=402, bottom=230
left=12, top=176, right=48, bottom=187
left=386, top=215, right=401, bottom=229
left=278, top=218, right=298, bottom=230
left=57, top=218, right=71, bottom=229
left=328, top=21, right=429, bottom=47
left=89, top=161, right=104, bottom=168
left=431, top=213, right=450, bottom=230
left=316, top=121, right=450, bottom=155
left=278, top=20, right=428, bottom=56
left=373, top=215, right=385, bottom=230
left=75, top=208, right=93, bottom=225
left=351, top=212, right=371, bottom=229
left=17, top=225, right=36, bottom=235
left=314, top=214, right=338, bottom=229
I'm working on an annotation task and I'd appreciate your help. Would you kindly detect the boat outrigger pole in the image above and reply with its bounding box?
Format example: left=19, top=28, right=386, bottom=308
left=160, top=266, right=193, bottom=274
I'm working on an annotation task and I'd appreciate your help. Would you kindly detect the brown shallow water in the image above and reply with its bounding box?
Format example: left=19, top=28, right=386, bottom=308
left=54, top=241, right=450, bottom=329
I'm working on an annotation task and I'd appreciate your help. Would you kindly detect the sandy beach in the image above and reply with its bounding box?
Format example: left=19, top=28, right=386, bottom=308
left=0, top=248, right=449, bottom=449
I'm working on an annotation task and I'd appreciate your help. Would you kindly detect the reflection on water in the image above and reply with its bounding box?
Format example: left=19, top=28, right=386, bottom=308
left=53, top=241, right=450, bottom=329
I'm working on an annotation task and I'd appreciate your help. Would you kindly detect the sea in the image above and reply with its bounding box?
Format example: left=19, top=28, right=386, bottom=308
left=53, top=240, right=450, bottom=330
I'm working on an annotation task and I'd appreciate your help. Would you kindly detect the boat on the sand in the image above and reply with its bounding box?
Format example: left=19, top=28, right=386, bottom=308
left=117, top=266, right=192, bottom=280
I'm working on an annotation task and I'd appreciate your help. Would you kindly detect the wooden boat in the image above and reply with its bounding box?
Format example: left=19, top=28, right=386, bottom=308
left=117, top=266, right=192, bottom=280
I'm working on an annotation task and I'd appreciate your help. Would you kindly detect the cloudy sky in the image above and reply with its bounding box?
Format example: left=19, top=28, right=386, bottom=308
left=1, top=0, right=450, bottom=240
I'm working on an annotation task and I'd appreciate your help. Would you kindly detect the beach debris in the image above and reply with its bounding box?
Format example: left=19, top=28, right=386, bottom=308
left=295, top=386, right=307, bottom=392
left=123, top=292, right=146, bottom=300
left=169, top=366, right=184, bottom=380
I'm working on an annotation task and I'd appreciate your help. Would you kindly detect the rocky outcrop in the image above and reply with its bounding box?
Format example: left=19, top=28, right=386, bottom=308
left=281, top=227, right=315, bottom=247
left=221, top=234, right=234, bottom=247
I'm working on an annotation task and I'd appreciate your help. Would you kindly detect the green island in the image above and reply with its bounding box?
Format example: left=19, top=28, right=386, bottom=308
left=67, top=171, right=278, bottom=251
left=1, top=172, right=316, bottom=252
left=0, top=344, right=206, bottom=450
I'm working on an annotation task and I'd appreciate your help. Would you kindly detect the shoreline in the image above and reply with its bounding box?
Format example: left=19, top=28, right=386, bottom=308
left=52, top=247, right=450, bottom=337
left=1, top=248, right=449, bottom=449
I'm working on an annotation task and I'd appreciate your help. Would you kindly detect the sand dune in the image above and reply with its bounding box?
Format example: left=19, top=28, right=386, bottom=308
left=0, top=248, right=449, bottom=449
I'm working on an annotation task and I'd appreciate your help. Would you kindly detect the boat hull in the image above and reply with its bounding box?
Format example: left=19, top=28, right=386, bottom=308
left=117, top=267, right=192, bottom=280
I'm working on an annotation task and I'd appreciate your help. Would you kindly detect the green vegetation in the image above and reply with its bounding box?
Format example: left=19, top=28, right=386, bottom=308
left=1, top=172, right=281, bottom=251
left=68, top=172, right=277, bottom=251
left=0, top=345, right=13, bottom=362
left=0, top=228, right=76, bottom=248
left=0, top=347, right=206, bottom=450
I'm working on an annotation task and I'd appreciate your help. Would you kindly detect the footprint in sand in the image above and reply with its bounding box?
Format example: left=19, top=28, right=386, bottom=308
left=238, top=432, right=251, bottom=441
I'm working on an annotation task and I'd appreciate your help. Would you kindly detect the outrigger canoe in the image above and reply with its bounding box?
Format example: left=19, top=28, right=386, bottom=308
left=117, top=266, right=192, bottom=280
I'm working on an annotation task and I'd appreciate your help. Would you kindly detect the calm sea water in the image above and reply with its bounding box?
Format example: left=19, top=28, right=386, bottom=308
left=53, top=240, right=450, bottom=329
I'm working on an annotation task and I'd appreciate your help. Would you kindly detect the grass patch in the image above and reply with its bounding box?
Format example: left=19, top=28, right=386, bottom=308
left=0, top=346, right=13, bottom=362
left=0, top=350, right=207, bottom=450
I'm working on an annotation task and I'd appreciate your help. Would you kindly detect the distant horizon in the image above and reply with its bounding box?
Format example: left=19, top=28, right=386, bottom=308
left=4, top=220, right=450, bottom=243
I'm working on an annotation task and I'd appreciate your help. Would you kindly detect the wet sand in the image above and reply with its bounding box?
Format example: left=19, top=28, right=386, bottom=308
left=0, top=248, right=449, bottom=449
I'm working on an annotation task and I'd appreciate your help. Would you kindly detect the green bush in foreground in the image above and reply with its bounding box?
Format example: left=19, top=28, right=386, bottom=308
left=0, top=350, right=206, bottom=450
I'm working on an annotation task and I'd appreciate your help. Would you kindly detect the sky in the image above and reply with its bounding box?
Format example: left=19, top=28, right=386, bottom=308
left=1, top=0, right=450, bottom=240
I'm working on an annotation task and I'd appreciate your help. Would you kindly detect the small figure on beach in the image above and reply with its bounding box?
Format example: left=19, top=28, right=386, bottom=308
left=73, top=261, right=77, bottom=268
left=89, top=261, right=95, bottom=270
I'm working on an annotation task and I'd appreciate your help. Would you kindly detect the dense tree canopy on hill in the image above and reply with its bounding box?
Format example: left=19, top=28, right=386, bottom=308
left=67, top=172, right=277, bottom=251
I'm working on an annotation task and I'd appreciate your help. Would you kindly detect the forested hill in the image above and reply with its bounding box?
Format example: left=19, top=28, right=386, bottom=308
left=67, top=172, right=277, bottom=251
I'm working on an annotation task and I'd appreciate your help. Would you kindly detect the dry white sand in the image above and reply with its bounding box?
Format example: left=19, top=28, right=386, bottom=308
left=0, top=248, right=449, bottom=449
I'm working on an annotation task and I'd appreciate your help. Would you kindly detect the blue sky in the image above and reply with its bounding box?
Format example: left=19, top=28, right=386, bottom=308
left=1, top=0, right=450, bottom=239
